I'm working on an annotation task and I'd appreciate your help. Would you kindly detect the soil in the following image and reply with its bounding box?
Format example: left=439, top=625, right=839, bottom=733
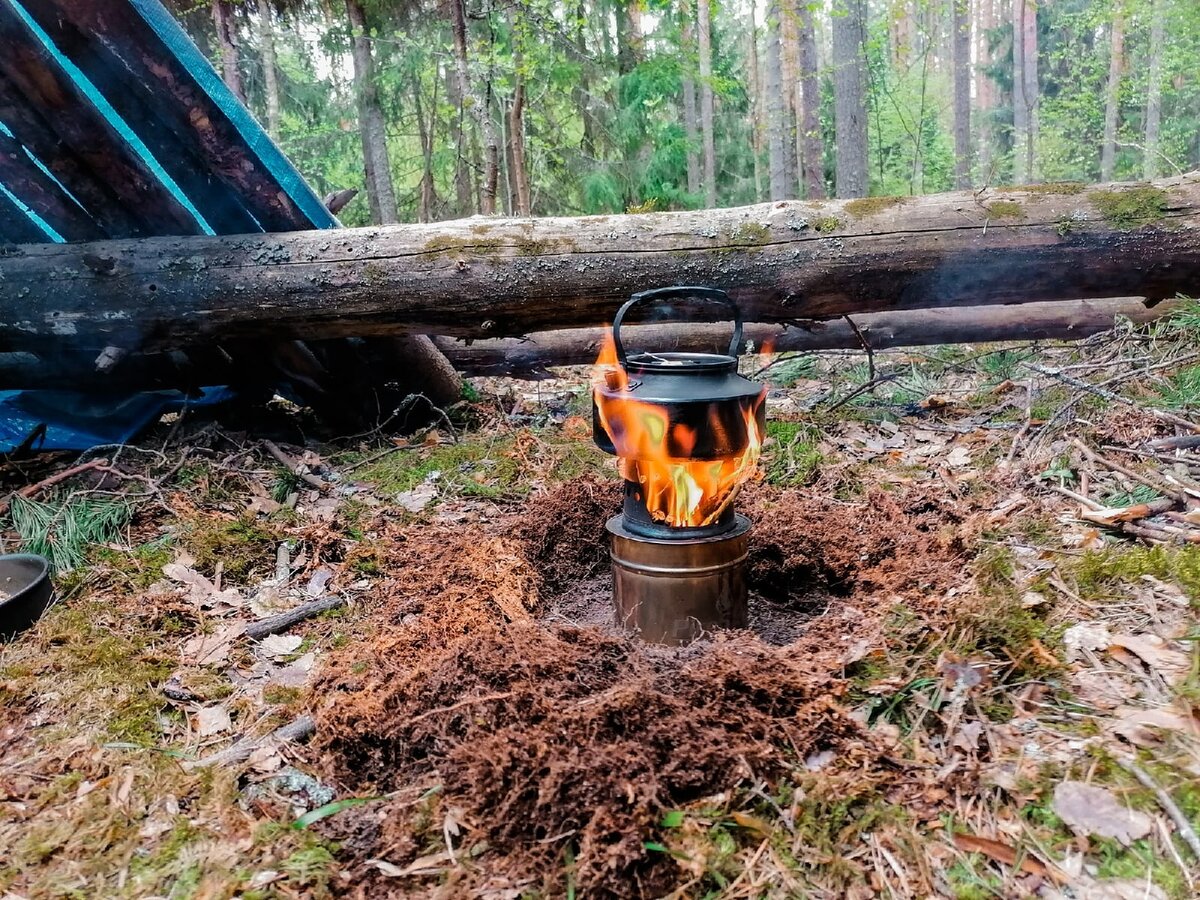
left=309, top=477, right=977, bottom=897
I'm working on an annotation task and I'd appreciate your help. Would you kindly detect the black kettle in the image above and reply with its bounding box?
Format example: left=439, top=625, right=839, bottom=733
left=592, top=286, right=766, bottom=462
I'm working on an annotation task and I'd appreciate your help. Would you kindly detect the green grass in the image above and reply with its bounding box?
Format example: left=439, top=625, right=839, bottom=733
left=1155, top=365, right=1200, bottom=409
left=764, top=420, right=823, bottom=487
left=1068, top=544, right=1200, bottom=603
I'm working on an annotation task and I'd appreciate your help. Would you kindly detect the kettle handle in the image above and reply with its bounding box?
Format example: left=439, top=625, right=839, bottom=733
left=611, top=285, right=744, bottom=367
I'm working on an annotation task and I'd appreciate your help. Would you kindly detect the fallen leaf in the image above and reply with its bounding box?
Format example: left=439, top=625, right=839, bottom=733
left=195, top=705, right=232, bottom=737
left=307, top=567, right=334, bottom=597
left=1107, top=634, right=1191, bottom=684
left=1021, top=591, right=1048, bottom=609
left=395, top=482, right=438, bottom=513
left=945, top=446, right=972, bottom=468
left=1110, top=705, right=1200, bottom=747
left=181, top=623, right=245, bottom=666
left=951, top=833, right=1063, bottom=883
left=1063, top=622, right=1112, bottom=660
left=952, top=721, right=985, bottom=753
left=259, top=634, right=303, bottom=659
left=1052, top=781, right=1153, bottom=845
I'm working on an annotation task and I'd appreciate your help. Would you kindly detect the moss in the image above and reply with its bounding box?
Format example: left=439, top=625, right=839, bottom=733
left=728, top=222, right=771, bottom=245
left=181, top=516, right=281, bottom=583
left=843, top=196, right=906, bottom=218
left=811, top=215, right=842, bottom=234
left=1069, top=544, right=1200, bottom=603
left=986, top=200, right=1024, bottom=219
left=1091, top=185, right=1168, bottom=230
left=421, top=235, right=503, bottom=255
left=1005, top=181, right=1086, bottom=195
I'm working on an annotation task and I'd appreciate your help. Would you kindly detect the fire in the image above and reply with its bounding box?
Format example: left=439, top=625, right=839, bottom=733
left=593, top=336, right=764, bottom=528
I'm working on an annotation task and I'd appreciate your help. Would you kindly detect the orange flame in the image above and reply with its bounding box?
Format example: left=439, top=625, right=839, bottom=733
left=593, top=336, right=763, bottom=528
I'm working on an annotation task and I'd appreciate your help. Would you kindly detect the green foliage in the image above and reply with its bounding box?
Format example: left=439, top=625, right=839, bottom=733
left=764, top=420, right=823, bottom=487
left=10, top=494, right=131, bottom=572
left=1090, top=186, right=1168, bottom=229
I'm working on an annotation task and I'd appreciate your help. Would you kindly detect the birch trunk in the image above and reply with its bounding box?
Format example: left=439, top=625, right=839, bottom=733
left=1100, top=8, right=1125, bottom=182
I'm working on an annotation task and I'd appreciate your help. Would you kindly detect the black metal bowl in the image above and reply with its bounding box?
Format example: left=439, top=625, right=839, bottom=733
left=0, top=554, right=53, bottom=641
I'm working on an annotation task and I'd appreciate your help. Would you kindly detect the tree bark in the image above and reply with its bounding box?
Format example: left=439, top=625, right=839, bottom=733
left=3, top=178, right=1198, bottom=349
left=445, top=66, right=474, bottom=216
left=832, top=0, right=869, bottom=198
left=1143, top=0, right=1166, bottom=180
left=1100, top=7, right=1125, bottom=182
left=796, top=0, right=825, bottom=199
left=431, top=297, right=1176, bottom=377
left=952, top=0, right=971, bottom=189
left=975, top=0, right=996, bottom=180
left=211, top=0, right=245, bottom=103
left=258, top=5, right=282, bottom=139
left=412, top=73, right=437, bottom=223
left=697, top=0, right=718, bottom=207
left=765, top=0, right=788, bottom=200
left=680, top=0, right=702, bottom=197
left=346, top=0, right=397, bottom=225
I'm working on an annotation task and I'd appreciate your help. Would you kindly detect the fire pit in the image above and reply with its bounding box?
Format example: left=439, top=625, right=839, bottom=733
left=592, top=286, right=766, bottom=644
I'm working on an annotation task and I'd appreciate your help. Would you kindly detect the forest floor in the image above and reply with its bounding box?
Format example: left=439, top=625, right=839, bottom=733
left=3, top=310, right=1200, bottom=899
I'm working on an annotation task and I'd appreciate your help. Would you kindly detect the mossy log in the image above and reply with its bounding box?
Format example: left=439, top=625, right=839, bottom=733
left=0, top=176, right=1196, bottom=353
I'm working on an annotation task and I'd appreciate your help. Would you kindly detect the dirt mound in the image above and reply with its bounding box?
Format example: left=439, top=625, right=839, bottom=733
left=311, top=479, right=974, bottom=896
left=743, top=484, right=970, bottom=608
left=514, top=476, right=620, bottom=594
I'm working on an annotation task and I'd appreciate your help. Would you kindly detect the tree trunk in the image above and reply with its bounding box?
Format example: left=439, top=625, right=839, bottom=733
left=430, top=297, right=1175, bottom=378
left=573, top=0, right=597, bottom=159
left=1100, top=7, right=1125, bottom=182
left=796, top=0, right=825, bottom=199
left=779, top=0, right=800, bottom=197
left=1143, top=0, right=1166, bottom=180
left=975, top=0, right=996, bottom=180
left=413, top=73, right=436, bottom=223
left=681, top=0, right=702, bottom=196
left=697, top=0, right=718, bottom=207
left=765, top=0, right=788, bottom=200
left=346, top=0, right=397, bottom=225
left=258, top=6, right=281, bottom=139
left=832, top=0, right=869, bottom=198
left=952, top=0, right=971, bottom=189
left=445, top=66, right=474, bottom=216
left=450, top=0, right=499, bottom=215
left=507, top=9, right=531, bottom=217
left=1011, top=0, right=1038, bottom=183
left=211, top=0, right=245, bottom=103
left=6, top=177, right=1199, bottom=348
left=747, top=0, right=764, bottom=201
left=6, top=297, right=1170, bottom=391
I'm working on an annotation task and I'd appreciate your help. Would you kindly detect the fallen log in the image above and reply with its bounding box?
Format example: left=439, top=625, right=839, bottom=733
left=0, top=297, right=1177, bottom=390
left=434, top=296, right=1175, bottom=377
left=0, top=177, right=1197, bottom=352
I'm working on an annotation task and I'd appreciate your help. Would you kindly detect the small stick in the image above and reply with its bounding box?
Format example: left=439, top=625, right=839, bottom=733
left=1072, top=439, right=1186, bottom=503
left=244, top=595, right=344, bottom=640
left=263, top=440, right=328, bottom=491
left=1025, top=363, right=1200, bottom=432
left=184, top=714, right=316, bottom=771
left=275, top=542, right=292, bottom=584
left=1116, top=756, right=1200, bottom=862
left=406, top=691, right=514, bottom=727
left=1147, top=434, right=1200, bottom=452
left=703, top=480, right=747, bottom=527
left=843, top=315, right=875, bottom=381
left=1046, top=482, right=1105, bottom=511
left=0, top=457, right=109, bottom=515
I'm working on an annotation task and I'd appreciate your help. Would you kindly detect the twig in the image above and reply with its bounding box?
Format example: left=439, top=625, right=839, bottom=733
left=843, top=315, right=875, bottom=381
left=1046, top=482, right=1105, bottom=511
left=1115, top=756, right=1200, bottom=862
left=245, top=595, right=345, bottom=640
left=1025, top=363, right=1200, bottom=433
left=406, top=691, right=514, bottom=727
left=1147, top=434, right=1200, bottom=452
left=825, top=371, right=902, bottom=412
left=1072, top=439, right=1186, bottom=502
left=0, top=458, right=109, bottom=515
left=184, top=714, right=315, bottom=770
left=263, top=440, right=329, bottom=491
left=340, top=438, right=450, bottom=474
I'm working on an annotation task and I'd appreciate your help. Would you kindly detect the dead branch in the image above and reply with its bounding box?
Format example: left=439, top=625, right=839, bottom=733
left=244, top=595, right=345, bottom=641
left=184, top=714, right=316, bottom=771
